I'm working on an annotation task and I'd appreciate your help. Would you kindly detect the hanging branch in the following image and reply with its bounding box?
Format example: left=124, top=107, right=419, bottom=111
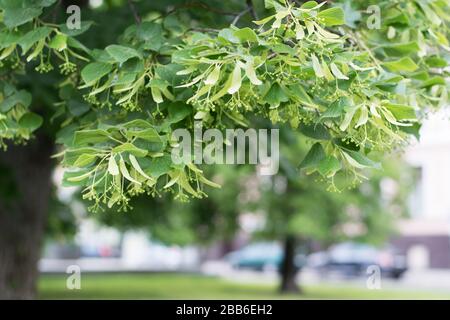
left=128, top=0, right=141, bottom=24
left=232, top=0, right=258, bottom=26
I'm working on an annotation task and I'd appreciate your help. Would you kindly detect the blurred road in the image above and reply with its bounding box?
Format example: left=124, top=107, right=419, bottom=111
left=201, top=261, right=450, bottom=293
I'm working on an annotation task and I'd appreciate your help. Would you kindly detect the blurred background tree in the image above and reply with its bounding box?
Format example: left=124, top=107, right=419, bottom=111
left=250, top=128, right=414, bottom=292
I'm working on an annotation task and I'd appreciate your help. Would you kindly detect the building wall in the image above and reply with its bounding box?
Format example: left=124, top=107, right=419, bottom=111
left=398, top=111, right=450, bottom=269
left=392, top=235, right=450, bottom=269
left=405, top=111, right=450, bottom=220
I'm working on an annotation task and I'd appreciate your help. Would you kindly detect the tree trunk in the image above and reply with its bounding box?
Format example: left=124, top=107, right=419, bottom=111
left=279, top=235, right=300, bottom=294
left=0, top=133, right=54, bottom=299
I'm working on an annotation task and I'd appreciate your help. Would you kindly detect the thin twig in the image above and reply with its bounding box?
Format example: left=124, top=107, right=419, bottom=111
left=246, top=0, right=258, bottom=20
left=232, top=7, right=251, bottom=26
left=127, top=0, right=141, bottom=24
left=186, top=27, right=220, bottom=34
left=149, top=1, right=239, bottom=24
left=232, top=0, right=259, bottom=26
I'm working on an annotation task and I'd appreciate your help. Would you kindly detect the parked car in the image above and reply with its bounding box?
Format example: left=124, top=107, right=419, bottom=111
left=225, top=242, right=304, bottom=271
left=307, top=242, right=407, bottom=279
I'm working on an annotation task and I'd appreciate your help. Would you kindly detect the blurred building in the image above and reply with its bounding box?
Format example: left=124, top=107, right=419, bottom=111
left=41, top=221, right=200, bottom=273
left=392, top=111, right=450, bottom=269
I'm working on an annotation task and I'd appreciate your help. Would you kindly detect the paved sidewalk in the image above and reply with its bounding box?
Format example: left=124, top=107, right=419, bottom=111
left=201, top=261, right=450, bottom=293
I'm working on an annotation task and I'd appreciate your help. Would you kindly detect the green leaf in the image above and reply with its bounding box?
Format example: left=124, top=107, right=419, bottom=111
left=143, top=155, right=172, bottom=178
left=0, top=90, right=32, bottom=112
left=399, top=123, right=421, bottom=140
left=168, top=102, right=192, bottom=123
left=425, top=56, right=447, bottom=68
left=287, top=84, right=315, bottom=107
left=301, top=1, right=320, bottom=10
left=48, top=34, right=67, bottom=52
left=125, top=128, right=162, bottom=142
left=218, top=28, right=240, bottom=44
left=122, top=119, right=154, bottom=130
left=334, top=138, right=359, bottom=151
left=18, top=27, right=52, bottom=54
left=264, top=0, right=276, bottom=9
left=383, top=57, right=419, bottom=73
left=384, top=103, right=417, bottom=121
left=63, top=147, right=99, bottom=166
left=382, top=41, right=420, bottom=57
left=341, top=149, right=381, bottom=169
left=321, top=97, right=351, bottom=119
left=18, top=112, right=43, bottom=131
left=263, top=83, right=289, bottom=107
left=3, top=7, right=43, bottom=28
left=113, top=143, right=148, bottom=157
left=299, top=123, right=331, bottom=140
left=106, top=45, right=141, bottom=64
left=73, top=129, right=111, bottom=145
left=421, top=76, right=446, bottom=88
left=271, top=43, right=296, bottom=55
left=317, top=7, right=345, bottom=26
left=384, top=8, right=410, bottom=26
left=59, top=21, right=93, bottom=37
left=0, top=31, right=21, bottom=49
left=148, top=79, right=169, bottom=90
left=81, top=62, right=113, bottom=84
left=137, top=22, right=164, bottom=51
left=67, top=99, right=90, bottom=117
left=66, top=37, right=91, bottom=54
left=318, top=156, right=341, bottom=177
left=74, top=154, right=97, bottom=167
left=62, top=170, right=91, bottom=187
left=299, top=143, right=325, bottom=169
left=234, top=27, right=259, bottom=43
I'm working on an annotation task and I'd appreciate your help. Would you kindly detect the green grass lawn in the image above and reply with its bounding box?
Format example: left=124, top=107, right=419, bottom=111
left=38, top=273, right=450, bottom=300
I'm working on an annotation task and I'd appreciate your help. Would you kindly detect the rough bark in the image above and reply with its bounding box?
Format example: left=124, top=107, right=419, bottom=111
left=0, top=133, right=54, bottom=299
left=279, top=235, right=301, bottom=294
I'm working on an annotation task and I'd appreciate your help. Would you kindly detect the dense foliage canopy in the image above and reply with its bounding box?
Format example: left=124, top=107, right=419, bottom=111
left=1, top=0, right=449, bottom=211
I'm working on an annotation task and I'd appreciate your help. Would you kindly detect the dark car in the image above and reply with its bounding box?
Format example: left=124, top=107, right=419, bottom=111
left=225, top=242, right=304, bottom=272
left=308, top=242, right=407, bottom=279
